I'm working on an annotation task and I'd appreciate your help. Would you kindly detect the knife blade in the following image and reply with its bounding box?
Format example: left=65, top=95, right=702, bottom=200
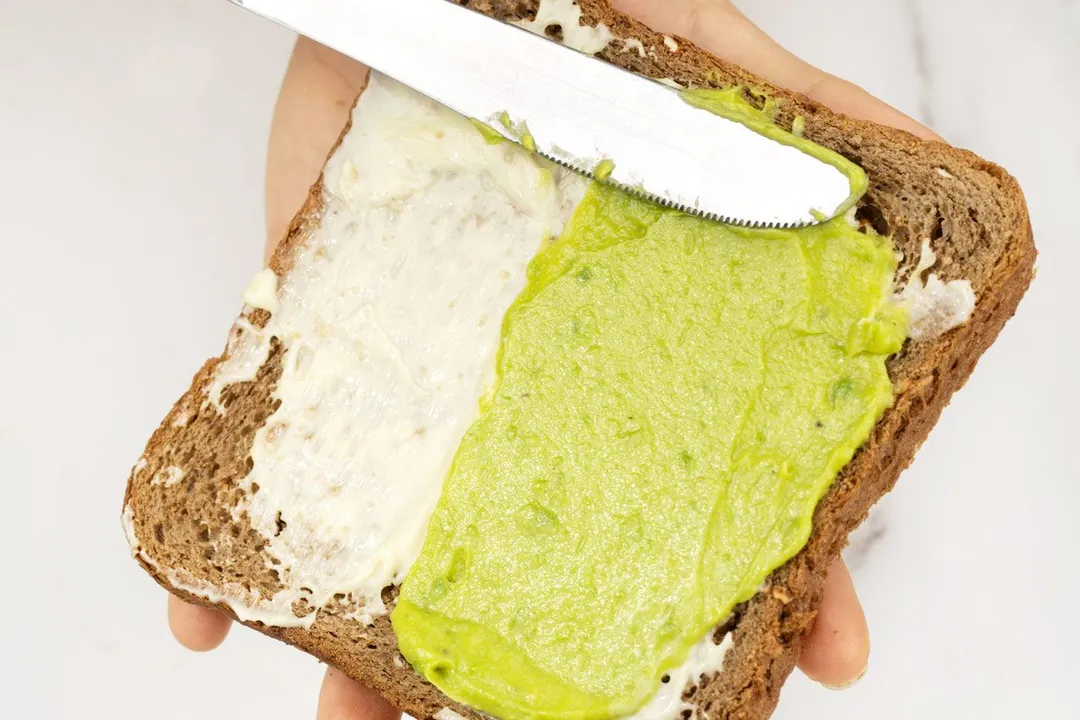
left=229, top=0, right=855, bottom=227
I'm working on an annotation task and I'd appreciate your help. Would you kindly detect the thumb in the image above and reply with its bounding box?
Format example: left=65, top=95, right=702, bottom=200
left=610, top=0, right=940, bottom=141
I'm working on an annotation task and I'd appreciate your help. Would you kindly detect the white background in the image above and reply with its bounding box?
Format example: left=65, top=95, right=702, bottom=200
left=1, top=0, right=1076, bottom=717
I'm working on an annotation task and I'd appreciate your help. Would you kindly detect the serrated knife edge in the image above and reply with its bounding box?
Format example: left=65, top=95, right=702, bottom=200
left=228, top=0, right=855, bottom=227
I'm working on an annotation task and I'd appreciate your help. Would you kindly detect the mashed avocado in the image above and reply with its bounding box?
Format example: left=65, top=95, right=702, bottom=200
left=392, top=90, right=906, bottom=720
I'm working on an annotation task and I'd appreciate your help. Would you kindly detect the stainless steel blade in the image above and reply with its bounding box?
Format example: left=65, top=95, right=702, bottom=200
left=229, top=0, right=854, bottom=227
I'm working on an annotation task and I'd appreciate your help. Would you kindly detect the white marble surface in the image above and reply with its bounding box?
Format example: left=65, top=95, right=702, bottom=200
left=0, top=0, right=1076, bottom=718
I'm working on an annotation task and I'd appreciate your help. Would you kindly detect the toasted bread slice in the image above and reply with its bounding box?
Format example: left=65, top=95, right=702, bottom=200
left=122, top=1, right=1035, bottom=718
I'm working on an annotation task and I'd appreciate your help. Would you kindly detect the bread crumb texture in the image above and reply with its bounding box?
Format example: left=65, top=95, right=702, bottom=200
left=123, top=2, right=1034, bottom=719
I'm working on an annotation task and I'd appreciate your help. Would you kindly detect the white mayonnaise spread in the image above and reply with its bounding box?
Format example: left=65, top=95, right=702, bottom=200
left=844, top=205, right=859, bottom=228
left=621, top=37, right=647, bottom=57
left=435, top=708, right=467, bottom=720
left=121, top=504, right=140, bottom=558
left=201, top=73, right=585, bottom=627
left=131, top=457, right=148, bottom=477
left=512, top=0, right=613, bottom=55
left=243, top=267, right=279, bottom=313
left=897, top=238, right=977, bottom=340
left=150, top=466, right=185, bottom=488
left=627, top=632, right=734, bottom=720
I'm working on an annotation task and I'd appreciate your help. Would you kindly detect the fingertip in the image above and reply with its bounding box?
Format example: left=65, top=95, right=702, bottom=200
left=797, top=560, right=870, bottom=689
left=317, top=667, right=401, bottom=720
left=799, top=74, right=943, bottom=142
left=168, top=594, right=232, bottom=652
left=611, top=0, right=941, bottom=141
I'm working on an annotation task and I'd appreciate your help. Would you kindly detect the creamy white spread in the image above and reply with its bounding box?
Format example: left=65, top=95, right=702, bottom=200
left=512, top=0, right=613, bottom=55
left=662, top=35, right=680, bottom=53
left=897, top=238, right=977, bottom=340
left=150, top=466, right=185, bottom=488
left=243, top=268, right=279, bottom=313
left=132, top=457, right=148, bottom=477
left=121, top=504, right=140, bottom=558
left=621, top=38, right=647, bottom=57
left=844, top=205, right=859, bottom=228
left=435, top=708, right=467, bottom=720
left=627, top=633, right=734, bottom=720
left=200, top=74, right=585, bottom=627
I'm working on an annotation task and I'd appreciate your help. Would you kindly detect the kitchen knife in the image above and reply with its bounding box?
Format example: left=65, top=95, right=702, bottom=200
left=228, top=0, right=855, bottom=227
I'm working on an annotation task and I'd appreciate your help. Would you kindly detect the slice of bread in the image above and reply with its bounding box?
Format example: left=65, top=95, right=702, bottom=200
left=122, top=1, right=1035, bottom=718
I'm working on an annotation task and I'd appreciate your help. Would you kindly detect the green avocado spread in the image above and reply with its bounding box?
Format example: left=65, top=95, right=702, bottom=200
left=392, top=89, right=907, bottom=720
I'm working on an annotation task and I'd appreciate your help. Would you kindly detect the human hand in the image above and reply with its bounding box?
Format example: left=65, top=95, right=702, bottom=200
left=170, top=1, right=941, bottom=716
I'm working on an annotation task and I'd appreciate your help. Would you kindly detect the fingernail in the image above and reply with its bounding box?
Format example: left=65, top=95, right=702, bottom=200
left=821, top=663, right=868, bottom=691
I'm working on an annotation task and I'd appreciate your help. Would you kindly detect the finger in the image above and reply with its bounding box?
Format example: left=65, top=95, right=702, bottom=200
left=266, top=36, right=369, bottom=260
left=796, top=560, right=870, bottom=689
left=610, top=0, right=940, bottom=140
left=317, top=666, right=402, bottom=720
left=168, top=594, right=232, bottom=652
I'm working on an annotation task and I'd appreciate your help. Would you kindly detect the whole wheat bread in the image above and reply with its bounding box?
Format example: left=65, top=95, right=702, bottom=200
left=122, top=1, right=1036, bottom=718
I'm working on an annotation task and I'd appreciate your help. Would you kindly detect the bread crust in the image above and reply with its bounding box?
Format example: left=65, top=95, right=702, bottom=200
left=123, top=2, right=1036, bottom=718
